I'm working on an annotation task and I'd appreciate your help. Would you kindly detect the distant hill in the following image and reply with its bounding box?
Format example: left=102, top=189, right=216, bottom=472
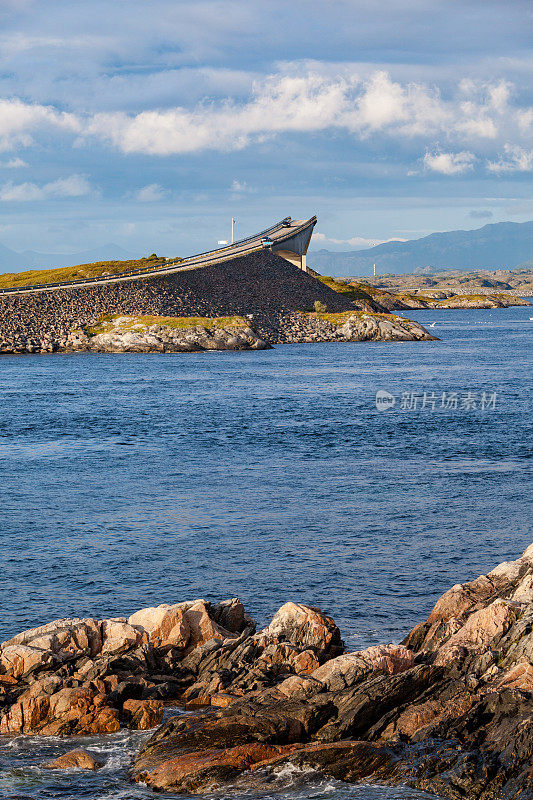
left=0, top=243, right=138, bottom=273
left=308, top=221, right=533, bottom=276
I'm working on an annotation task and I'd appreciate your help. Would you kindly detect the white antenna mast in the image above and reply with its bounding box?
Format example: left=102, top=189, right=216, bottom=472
left=373, top=263, right=376, bottom=277
left=231, top=218, right=237, bottom=244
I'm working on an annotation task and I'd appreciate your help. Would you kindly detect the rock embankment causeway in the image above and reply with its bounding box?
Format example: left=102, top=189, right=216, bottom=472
left=0, top=251, right=435, bottom=353
left=1, top=545, right=532, bottom=798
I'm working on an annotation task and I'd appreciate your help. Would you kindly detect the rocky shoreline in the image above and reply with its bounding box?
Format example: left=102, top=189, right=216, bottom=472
left=317, top=275, right=532, bottom=312
left=0, top=309, right=436, bottom=355
left=59, top=311, right=435, bottom=354
left=387, top=292, right=531, bottom=310
left=1, top=545, right=532, bottom=798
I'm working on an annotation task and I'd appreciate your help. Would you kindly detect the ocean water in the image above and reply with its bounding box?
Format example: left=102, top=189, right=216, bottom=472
left=0, top=304, right=532, bottom=799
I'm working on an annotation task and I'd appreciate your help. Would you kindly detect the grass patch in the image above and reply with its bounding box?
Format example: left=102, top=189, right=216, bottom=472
left=85, top=314, right=249, bottom=336
left=395, top=292, right=435, bottom=303
left=318, top=276, right=380, bottom=304
left=306, top=310, right=409, bottom=324
left=439, top=293, right=499, bottom=301
left=0, top=254, right=180, bottom=289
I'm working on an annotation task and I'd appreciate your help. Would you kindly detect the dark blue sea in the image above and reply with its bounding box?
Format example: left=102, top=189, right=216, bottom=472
left=0, top=304, right=532, bottom=799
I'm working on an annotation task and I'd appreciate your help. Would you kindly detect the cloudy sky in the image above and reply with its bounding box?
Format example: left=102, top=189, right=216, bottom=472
left=0, top=0, right=532, bottom=258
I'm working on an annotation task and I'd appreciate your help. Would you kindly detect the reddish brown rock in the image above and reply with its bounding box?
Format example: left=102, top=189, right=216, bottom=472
left=127, top=603, right=191, bottom=649
left=127, top=599, right=236, bottom=653
left=0, top=644, right=53, bottom=679
left=310, top=644, right=415, bottom=691
left=185, top=695, right=212, bottom=710
left=405, top=544, right=533, bottom=653
left=256, top=642, right=320, bottom=675
left=122, top=698, right=163, bottom=729
left=183, top=599, right=236, bottom=652
left=135, top=742, right=302, bottom=792
left=256, top=602, right=342, bottom=661
left=101, top=618, right=145, bottom=653
left=272, top=674, right=323, bottom=699
left=248, top=740, right=397, bottom=783
left=210, top=691, right=242, bottom=708
left=381, top=691, right=478, bottom=741
left=2, top=618, right=102, bottom=661
left=42, top=749, right=103, bottom=770
left=497, top=662, right=533, bottom=691
left=131, top=545, right=533, bottom=800
left=434, top=600, right=518, bottom=666
left=0, top=684, right=119, bottom=735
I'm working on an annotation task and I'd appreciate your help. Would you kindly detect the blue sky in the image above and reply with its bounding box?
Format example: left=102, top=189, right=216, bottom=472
left=0, top=0, right=531, bottom=258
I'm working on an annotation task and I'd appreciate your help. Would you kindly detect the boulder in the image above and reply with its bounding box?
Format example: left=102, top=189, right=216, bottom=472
left=183, top=599, right=236, bottom=651
left=257, top=602, right=342, bottom=661
left=0, top=684, right=119, bottom=735
left=434, top=600, right=519, bottom=665
left=127, top=599, right=235, bottom=652
left=42, top=749, right=103, bottom=770
left=0, top=618, right=102, bottom=678
left=101, top=618, right=145, bottom=653
left=2, top=617, right=102, bottom=659
left=122, top=698, right=164, bottom=729
left=134, top=742, right=301, bottom=793
left=211, top=598, right=253, bottom=634
left=310, top=644, right=415, bottom=691
left=127, top=603, right=190, bottom=648
left=0, top=644, right=53, bottom=679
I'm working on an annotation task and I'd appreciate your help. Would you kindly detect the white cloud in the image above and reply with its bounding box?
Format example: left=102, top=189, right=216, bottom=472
left=516, top=108, right=533, bottom=132
left=487, top=144, right=533, bottom=173
left=230, top=179, right=247, bottom=193
left=314, top=232, right=407, bottom=248
left=82, top=70, right=532, bottom=156
left=0, top=173, right=93, bottom=201
left=134, top=183, right=168, bottom=201
left=0, top=70, right=530, bottom=167
left=423, top=150, right=476, bottom=175
left=0, top=97, right=79, bottom=151
left=0, top=157, right=28, bottom=168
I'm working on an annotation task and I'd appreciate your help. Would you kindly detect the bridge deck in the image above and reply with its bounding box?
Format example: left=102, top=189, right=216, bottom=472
left=0, top=216, right=317, bottom=296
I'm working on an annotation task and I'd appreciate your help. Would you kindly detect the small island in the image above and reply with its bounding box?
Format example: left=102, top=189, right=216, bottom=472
left=0, top=249, right=437, bottom=354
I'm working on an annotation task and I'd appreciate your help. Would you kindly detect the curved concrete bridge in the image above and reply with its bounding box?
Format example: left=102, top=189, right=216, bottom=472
left=0, top=215, right=317, bottom=296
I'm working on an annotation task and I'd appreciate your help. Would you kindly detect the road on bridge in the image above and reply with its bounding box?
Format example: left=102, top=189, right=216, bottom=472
left=0, top=216, right=317, bottom=296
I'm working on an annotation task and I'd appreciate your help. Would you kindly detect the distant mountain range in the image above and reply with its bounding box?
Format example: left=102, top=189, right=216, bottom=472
left=0, top=242, right=138, bottom=273
left=308, top=221, right=533, bottom=276
left=1, top=220, right=532, bottom=279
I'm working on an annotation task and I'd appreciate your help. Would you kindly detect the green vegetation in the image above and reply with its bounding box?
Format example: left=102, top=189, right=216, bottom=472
left=313, top=300, right=328, bottom=313
left=318, top=276, right=379, bottom=304
left=398, top=292, right=505, bottom=304
left=318, top=276, right=406, bottom=307
left=0, top=254, right=180, bottom=289
left=440, top=293, right=497, bottom=301
left=85, top=314, right=249, bottom=336
left=395, top=292, right=434, bottom=303
left=307, top=310, right=408, bottom=324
